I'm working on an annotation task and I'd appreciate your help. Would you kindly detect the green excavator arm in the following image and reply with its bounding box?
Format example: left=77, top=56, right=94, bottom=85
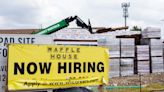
left=32, top=15, right=128, bottom=35
left=32, top=15, right=93, bottom=35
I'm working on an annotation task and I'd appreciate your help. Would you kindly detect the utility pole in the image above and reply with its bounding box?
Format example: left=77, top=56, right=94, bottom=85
left=121, top=2, right=130, bottom=30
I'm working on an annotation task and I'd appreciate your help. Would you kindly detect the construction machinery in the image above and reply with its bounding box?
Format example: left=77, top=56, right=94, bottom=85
left=32, top=15, right=129, bottom=92
left=32, top=15, right=93, bottom=34
left=32, top=15, right=128, bottom=35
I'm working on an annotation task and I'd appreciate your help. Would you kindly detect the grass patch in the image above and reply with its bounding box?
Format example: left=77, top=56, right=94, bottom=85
left=90, top=84, right=164, bottom=92
left=142, top=83, right=164, bottom=92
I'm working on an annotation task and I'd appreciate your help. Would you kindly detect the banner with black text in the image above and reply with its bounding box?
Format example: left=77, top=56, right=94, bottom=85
left=8, top=44, right=109, bottom=91
left=0, top=34, right=52, bottom=92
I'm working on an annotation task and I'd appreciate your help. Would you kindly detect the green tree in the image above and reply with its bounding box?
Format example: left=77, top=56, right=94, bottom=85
left=130, top=26, right=142, bottom=31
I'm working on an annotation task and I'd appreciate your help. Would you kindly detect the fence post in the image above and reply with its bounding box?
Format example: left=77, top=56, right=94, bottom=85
left=119, top=38, right=121, bottom=77
left=98, top=85, right=104, bottom=92
left=139, top=74, right=142, bottom=92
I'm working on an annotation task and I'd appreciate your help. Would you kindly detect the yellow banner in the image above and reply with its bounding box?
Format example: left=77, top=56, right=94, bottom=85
left=8, top=44, right=109, bottom=91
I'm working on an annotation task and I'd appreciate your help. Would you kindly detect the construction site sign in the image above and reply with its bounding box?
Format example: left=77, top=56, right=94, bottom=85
left=0, top=34, right=52, bottom=92
left=8, top=44, right=109, bottom=91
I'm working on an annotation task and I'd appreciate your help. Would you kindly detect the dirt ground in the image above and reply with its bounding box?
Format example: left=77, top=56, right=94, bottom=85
left=109, top=72, right=164, bottom=86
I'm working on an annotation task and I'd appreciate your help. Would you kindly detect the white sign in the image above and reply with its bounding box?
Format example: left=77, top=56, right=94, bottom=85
left=0, top=34, right=52, bottom=92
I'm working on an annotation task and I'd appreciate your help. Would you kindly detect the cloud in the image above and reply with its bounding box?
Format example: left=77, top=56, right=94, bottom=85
left=129, top=0, right=164, bottom=27
left=0, top=0, right=41, bottom=28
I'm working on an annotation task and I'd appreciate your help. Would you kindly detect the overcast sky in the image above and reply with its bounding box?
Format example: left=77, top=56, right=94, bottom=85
left=0, top=0, right=164, bottom=36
